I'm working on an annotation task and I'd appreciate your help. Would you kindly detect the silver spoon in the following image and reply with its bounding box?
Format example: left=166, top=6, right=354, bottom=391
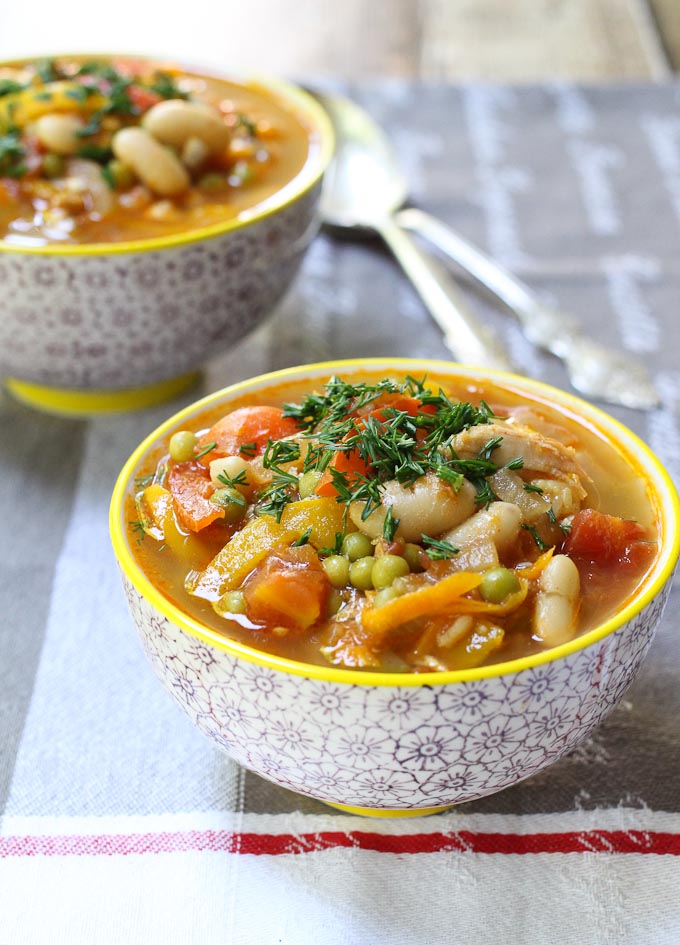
left=315, top=91, right=512, bottom=372
left=315, top=91, right=660, bottom=410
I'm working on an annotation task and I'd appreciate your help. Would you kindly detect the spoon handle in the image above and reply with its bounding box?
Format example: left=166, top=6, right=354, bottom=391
left=396, top=207, right=660, bottom=410
left=377, top=216, right=513, bottom=372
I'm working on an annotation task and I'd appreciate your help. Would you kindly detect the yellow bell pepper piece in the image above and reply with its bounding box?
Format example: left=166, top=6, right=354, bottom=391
left=445, top=622, right=505, bottom=670
left=186, top=515, right=298, bottom=601
left=0, top=82, right=107, bottom=128
left=138, top=485, right=213, bottom=570
left=279, top=496, right=345, bottom=550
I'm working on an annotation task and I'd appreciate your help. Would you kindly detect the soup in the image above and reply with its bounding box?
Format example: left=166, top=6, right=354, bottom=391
left=128, top=373, right=659, bottom=672
left=0, top=56, right=315, bottom=246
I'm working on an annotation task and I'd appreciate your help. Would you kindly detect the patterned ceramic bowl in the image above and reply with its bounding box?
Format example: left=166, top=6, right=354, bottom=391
left=0, top=64, right=332, bottom=416
left=110, top=359, right=680, bottom=817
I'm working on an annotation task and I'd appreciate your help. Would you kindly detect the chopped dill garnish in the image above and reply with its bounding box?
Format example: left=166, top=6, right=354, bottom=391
left=382, top=506, right=400, bottom=542
left=292, top=527, right=313, bottom=547
left=318, top=532, right=345, bottom=557
left=134, top=473, right=154, bottom=488
left=129, top=519, right=146, bottom=544
left=194, top=441, right=217, bottom=460
left=217, top=468, right=249, bottom=490
left=521, top=523, right=549, bottom=551
left=421, top=534, right=459, bottom=560
left=239, top=442, right=257, bottom=458
left=524, top=482, right=544, bottom=494
left=547, top=507, right=557, bottom=524
left=504, top=456, right=524, bottom=471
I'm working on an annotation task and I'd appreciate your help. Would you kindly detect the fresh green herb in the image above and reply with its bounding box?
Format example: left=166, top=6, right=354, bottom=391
left=547, top=507, right=557, bottom=524
left=65, top=86, right=89, bottom=103
left=236, top=113, right=257, bottom=137
left=149, top=71, right=188, bottom=100
left=36, top=58, right=60, bottom=83
left=292, top=527, right=313, bottom=547
left=217, top=468, right=249, bottom=490
left=504, top=456, right=524, bottom=471
left=421, top=534, right=460, bottom=560
left=479, top=436, right=503, bottom=461
left=0, top=79, right=27, bottom=97
left=32, top=91, right=53, bottom=101
left=134, top=474, right=155, bottom=488
left=524, top=482, right=544, bottom=494
left=262, top=439, right=301, bottom=469
left=129, top=519, right=146, bottom=544
left=473, top=479, right=497, bottom=507
left=382, top=507, right=400, bottom=542
left=559, top=520, right=572, bottom=535
left=101, top=163, right=116, bottom=190
left=0, top=131, right=26, bottom=177
left=211, top=489, right=246, bottom=508
left=521, top=523, right=549, bottom=551
left=239, top=442, right=257, bottom=458
left=194, top=441, right=217, bottom=460
left=318, top=532, right=345, bottom=557
left=78, top=144, right=113, bottom=163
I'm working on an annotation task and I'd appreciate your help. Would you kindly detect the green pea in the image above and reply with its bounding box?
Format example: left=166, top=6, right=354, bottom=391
left=327, top=590, right=344, bottom=616
left=222, top=590, right=246, bottom=614
left=342, top=532, right=373, bottom=562
left=349, top=556, right=375, bottom=591
left=42, top=153, right=65, bottom=179
left=198, top=172, right=227, bottom=192
left=169, top=430, right=198, bottom=462
left=322, top=555, right=350, bottom=588
left=108, top=159, right=135, bottom=190
left=298, top=470, right=322, bottom=499
left=479, top=567, right=521, bottom=604
left=209, top=486, right=247, bottom=524
left=373, top=585, right=402, bottom=608
left=403, top=543, right=425, bottom=573
left=372, top=554, right=410, bottom=590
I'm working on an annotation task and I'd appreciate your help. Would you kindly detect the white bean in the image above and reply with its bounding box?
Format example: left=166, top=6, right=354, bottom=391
left=533, top=554, right=580, bottom=646
left=444, top=501, right=522, bottom=557
left=209, top=456, right=251, bottom=491
left=143, top=100, right=230, bottom=154
left=34, top=113, right=84, bottom=155
left=350, top=473, right=477, bottom=542
left=112, top=128, right=189, bottom=197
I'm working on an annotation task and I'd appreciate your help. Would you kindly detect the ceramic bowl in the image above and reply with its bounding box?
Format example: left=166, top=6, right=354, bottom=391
left=0, top=61, right=333, bottom=416
left=109, top=359, right=680, bottom=816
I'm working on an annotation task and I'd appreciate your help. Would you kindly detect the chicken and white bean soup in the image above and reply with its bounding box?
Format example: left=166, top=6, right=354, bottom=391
left=0, top=56, right=315, bottom=246
left=129, top=374, right=659, bottom=673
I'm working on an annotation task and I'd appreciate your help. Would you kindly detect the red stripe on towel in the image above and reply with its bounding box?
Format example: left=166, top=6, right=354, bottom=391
left=1, top=828, right=679, bottom=858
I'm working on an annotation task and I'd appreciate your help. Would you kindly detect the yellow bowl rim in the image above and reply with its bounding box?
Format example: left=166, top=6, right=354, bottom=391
left=110, top=357, right=680, bottom=688
left=0, top=52, right=334, bottom=257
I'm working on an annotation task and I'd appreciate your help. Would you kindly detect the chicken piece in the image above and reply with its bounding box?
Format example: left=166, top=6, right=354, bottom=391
left=449, top=422, right=589, bottom=501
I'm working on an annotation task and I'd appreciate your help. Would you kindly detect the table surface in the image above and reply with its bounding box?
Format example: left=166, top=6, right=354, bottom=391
left=2, top=0, right=680, bottom=82
left=1, top=80, right=680, bottom=945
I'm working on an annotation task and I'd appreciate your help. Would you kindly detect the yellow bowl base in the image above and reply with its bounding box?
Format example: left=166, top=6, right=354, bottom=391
left=324, top=801, right=453, bottom=818
left=5, top=371, right=201, bottom=417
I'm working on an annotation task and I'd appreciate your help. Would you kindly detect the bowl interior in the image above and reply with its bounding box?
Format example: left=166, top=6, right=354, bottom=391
left=110, top=358, right=680, bottom=686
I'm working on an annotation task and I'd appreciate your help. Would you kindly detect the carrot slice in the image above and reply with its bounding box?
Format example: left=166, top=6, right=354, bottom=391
left=196, top=406, right=300, bottom=462
left=362, top=572, right=484, bottom=640
left=167, top=461, right=224, bottom=532
left=244, top=546, right=329, bottom=631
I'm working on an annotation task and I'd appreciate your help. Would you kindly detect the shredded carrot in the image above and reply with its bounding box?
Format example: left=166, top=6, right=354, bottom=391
left=362, top=572, right=484, bottom=638
left=515, top=547, right=555, bottom=582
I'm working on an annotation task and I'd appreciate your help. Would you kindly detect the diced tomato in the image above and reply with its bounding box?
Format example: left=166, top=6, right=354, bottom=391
left=127, top=84, right=163, bottom=113
left=314, top=434, right=371, bottom=498
left=243, top=546, right=329, bottom=632
left=167, top=461, right=224, bottom=532
left=562, top=509, right=655, bottom=566
left=196, top=406, right=301, bottom=463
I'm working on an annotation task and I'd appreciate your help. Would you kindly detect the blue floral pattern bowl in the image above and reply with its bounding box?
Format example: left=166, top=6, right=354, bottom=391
left=110, top=360, right=680, bottom=816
